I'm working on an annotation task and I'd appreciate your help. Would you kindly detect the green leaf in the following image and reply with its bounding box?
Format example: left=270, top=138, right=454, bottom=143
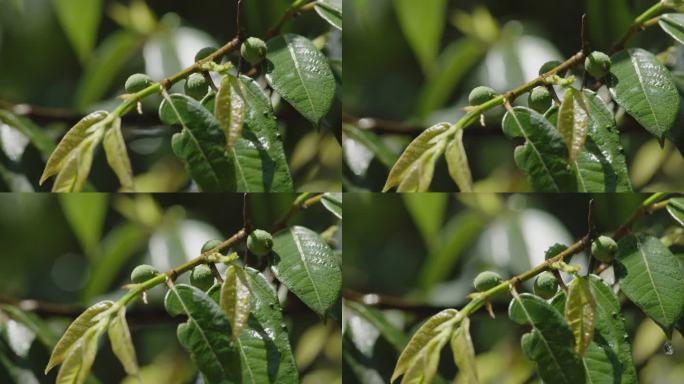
left=508, top=293, right=585, bottom=384
left=164, top=284, right=240, bottom=383
left=450, top=317, right=478, bottom=384
left=321, top=192, right=342, bottom=219
left=265, top=34, right=336, bottom=124
left=59, top=193, right=108, bottom=259
left=502, top=107, right=575, bottom=192
left=40, top=111, right=108, bottom=185
left=587, top=275, right=637, bottom=383
left=582, top=341, right=619, bottom=384
left=314, top=0, right=342, bottom=30
left=403, top=193, right=447, bottom=248
left=56, top=320, right=106, bottom=384
left=383, top=123, right=450, bottom=192
left=342, top=123, right=398, bottom=171
left=444, top=128, right=473, bottom=192
left=343, top=300, right=408, bottom=352
left=391, top=309, right=457, bottom=383
left=558, top=88, right=589, bottom=161
left=51, top=127, right=104, bottom=192
left=564, top=277, right=596, bottom=356
left=271, top=226, right=341, bottom=316
left=394, top=0, right=446, bottom=74
left=220, top=265, right=252, bottom=339
left=574, top=90, right=632, bottom=192
left=103, top=117, right=134, bottom=191
left=108, top=307, right=139, bottom=376
left=215, top=75, right=246, bottom=149
left=45, top=300, right=113, bottom=374
left=159, top=93, right=236, bottom=192
left=615, top=234, right=684, bottom=334
left=659, top=14, right=684, bottom=45
left=667, top=197, right=684, bottom=227
left=52, top=0, right=102, bottom=62
left=609, top=48, right=679, bottom=140
left=0, top=110, right=55, bottom=157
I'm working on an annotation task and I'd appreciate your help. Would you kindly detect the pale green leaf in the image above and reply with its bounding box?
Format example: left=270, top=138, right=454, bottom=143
left=315, top=0, right=342, bottom=30
left=321, top=192, right=342, bottom=219
left=52, top=0, right=102, bottom=62
left=450, top=317, right=478, bottom=384
left=220, top=265, right=252, bottom=339
left=103, top=117, right=134, bottom=191
left=59, top=193, right=108, bottom=258
left=564, top=276, right=596, bottom=356
left=394, top=0, right=446, bottom=73
left=51, top=126, right=105, bottom=192
left=215, top=75, right=246, bottom=148
left=667, top=197, right=684, bottom=227
left=558, top=88, right=589, bottom=161
left=402, top=193, right=447, bottom=248
left=444, top=128, right=473, bottom=192
left=108, top=307, right=139, bottom=376
left=659, top=14, right=684, bottom=45
left=56, top=321, right=106, bottom=384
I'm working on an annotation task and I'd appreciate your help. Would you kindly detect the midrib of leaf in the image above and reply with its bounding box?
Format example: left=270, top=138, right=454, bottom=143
left=229, top=147, right=250, bottom=191
left=581, top=358, right=598, bottom=384
left=572, top=162, right=588, bottom=192
left=636, top=236, right=668, bottom=321
left=631, top=53, right=663, bottom=131
left=170, top=285, right=228, bottom=377
left=235, top=337, right=257, bottom=384
left=509, top=110, right=560, bottom=192
left=284, top=34, right=316, bottom=116
left=291, top=227, right=324, bottom=309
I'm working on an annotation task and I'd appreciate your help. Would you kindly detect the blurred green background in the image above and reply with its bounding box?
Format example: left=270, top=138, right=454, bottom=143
left=343, top=193, right=684, bottom=383
left=0, top=193, right=341, bottom=384
left=0, top=0, right=341, bottom=192
left=343, top=0, right=684, bottom=192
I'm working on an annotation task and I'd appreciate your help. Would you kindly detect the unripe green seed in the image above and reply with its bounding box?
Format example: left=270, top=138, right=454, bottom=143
left=538, top=60, right=565, bottom=76
left=533, top=271, right=558, bottom=299
left=468, top=86, right=497, bottom=106
left=195, top=46, right=218, bottom=63
left=185, top=73, right=208, bottom=100
left=591, top=235, right=618, bottom=263
left=473, top=271, right=502, bottom=292
left=247, top=229, right=273, bottom=257
left=241, top=37, right=267, bottom=66
left=585, top=51, right=611, bottom=79
left=201, top=239, right=223, bottom=254
left=131, top=264, right=158, bottom=284
left=528, top=86, right=552, bottom=113
left=125, top=73, right=152, bottom=93
left=190, top=264, right=214, bottom=291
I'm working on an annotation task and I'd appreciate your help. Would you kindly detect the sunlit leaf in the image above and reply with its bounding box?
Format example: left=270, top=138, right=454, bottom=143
left=558, top=88, right=589, bottom=161
left=220, top=265, right=252, bottom=339
left=315, top=0, right=342, bottom=30
left=321, top=192, right=342, bottom=219
left=108, top=307, right=139, bottom=376
left=667, top=197, right=684, bottom=227
left=659, top=13, right=684, bottom=45
left=450, top=317, right=478, bottom=384
left=444, top=128, right=473, bottom=192
left=564, top=276, right=596, bottom=356
left=215, top=75, right=246, bottom=149
left=56, top=321, right=106, bottom=384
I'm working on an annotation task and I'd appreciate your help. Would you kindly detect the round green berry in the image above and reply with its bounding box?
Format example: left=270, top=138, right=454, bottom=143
left=241, top=37, right=267, bottom=66
left=201, top=239, right=223, bottom=254
left=125, top=73, right=152, bottom=93
left=468, top=86, right=497, bottom=106
left=528, top=86, right=552, bottom=113
left=190, top=264, right=214, bottom=291
left=585, top=51, right=611, bottom=79
left=131, top=264, right=158, bottom=284
left=184, top=73, right=208, bottom=100
left=473, top=271, right=502, bottom=292
left=533, top=271, right=558, bottom=299
left=195, top=46, right=218, bottom=63
left=247, top=229, right=273, bottom=257
left=539, top=60, right=564, bottom=76
left=591, top=235, right=618, bottom=263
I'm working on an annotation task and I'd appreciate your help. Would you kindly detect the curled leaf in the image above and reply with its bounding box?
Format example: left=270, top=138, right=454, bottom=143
left=558, top=88, right=589, bottom=161
left=220, top=264, right=252, bottom=339
left=564, top=276, right=596, bottom=356
left=215, top=75, right=246, bottom=148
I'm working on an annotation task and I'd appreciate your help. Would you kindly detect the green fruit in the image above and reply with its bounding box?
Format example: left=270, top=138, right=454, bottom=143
left=241, top=37, right=267, bottom=66
left=585, top=51, right=611, bottom=79
left=533, top=271, right=558, bottom=299
left=190, top=264, right=214, bottom=291
left=201, top=239, right=223, bottom=254
left=195, top=46, right=218, bottom=62
left=184, top=73, right=208, bottom=100
left=538, top=60, right=564, bottom=76
left=473, top=271, right=502, bottom=292
left=131, top=264, right=158, bottom=284
left=528, top=86, right=552, bottom=113
left=591, top=235, right=618, bottom=263
left=247, top=229, right=273, bottom=257
left=468, top=86, right=497, bottom=106
left=125, top=73, right=152, bottom=93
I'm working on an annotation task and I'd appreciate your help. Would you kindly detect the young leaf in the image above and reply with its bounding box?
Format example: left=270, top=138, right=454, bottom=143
left=321, top=192, right=342, bottom=219
left=103, top=117, right=134, bottom=192
left=40, top=111, right=108, bottom=185
left=45, top=300, right=113, bottom=373
left=501, top=107, right=576, bottom=192
left=508, top=293, right=585, bottom=384
left=450, top=317, right=478, bottom=384
left=159, top=93, right=236, bottom=191
left=265, top=34, right=336, bottom=124
left=271, top=226, right=341, bottom=316
left=51, top=126, right=105, bottom=192
left=609, top=48, right=679, bottom=140
left=383, top=123, right=450, bottom=192
left=659, top=14, right=684, bottom=45
left=314, top=0, right=342, bottom=30
left=394, top=0, right=446, bottom=73
left=444, top=128, right=473, bottom=192
left=52, top=0, right=102, bottom=62
left=56, top=321, right=106, bottom=384
left=391, top=309, right=457, bottom=383
left=164, top=284, right=240, bottom=383
left=564, top=276, right=596, bottom=356
left=615, top=234, right=684, bottom=335
left=215, top=75, right=246, bottom=149
left=558, top=88, right=589, bottom=161
left=108, top=306, right=139, bottom=376
left=220, top=264, right=252, bottom=339
left=666, top=197, right=684, bottom=227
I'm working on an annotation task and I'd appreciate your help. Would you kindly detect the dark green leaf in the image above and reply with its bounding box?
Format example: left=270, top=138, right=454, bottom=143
left=582, top=341, right=619, bottom=384
left=321, top=192, right=342, bottom=219
left=220, top=265, right=252, bottom=339
left=314, top=0, right=342, bottom=30
left=667, top=197, right=684, bottom=227
left=558, top=88, right=589, bottom=161
left=609, top=48, right=679, bottom=140
left=52, top=0, right=102, bottom=62
left=394, top=0, right=446, bottom=73
left=266, top=34, right=335, bottom=124
left=659, top=14, right=684, bottom=45
left=444, top=128, right=473, bottom=192
left=271, top=226, right=341, bottom=316
left=450, top=317, right=478, bottom=384
left=502, top=107, right=575, bottom=192
left=215, top=75, right=246, bottom=149
left=508, top=293, right=585, bottom=384
left=108, top=307, right=139, bottom=376
left=103, top=117, right=134, bottom=191
left=564, top=277, right=596, bottom=356
left=615, top=234, right=684, bottom=335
